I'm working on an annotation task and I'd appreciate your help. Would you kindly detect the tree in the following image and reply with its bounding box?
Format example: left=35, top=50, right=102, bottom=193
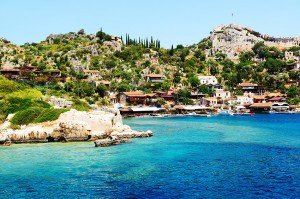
left=156, top=98, right=166, bottom=106
left=77, top=29, right=85, bottom=35
left=169, top=45, right=174, bottom=56
left=199, top=85, right=212, bottom=95
left=239, top=51, right=255, bottom=63
left=264, top=58, right=283, bottom=75
left=96, top=84, right=108, bottom=97
left=287, top=84, right=299, bottom=99
left=173, top=71, right=181, bottom=84
left=116, top=83, right=131, bottom=92
left=188, top=76, right=200, bottom=88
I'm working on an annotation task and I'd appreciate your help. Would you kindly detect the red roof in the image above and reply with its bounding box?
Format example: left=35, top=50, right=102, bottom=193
left=0, top=69, right=20, bottom=72
left=268, top=97, right=285, bottom=101
left=250, top=103, right=273, bottom=108
left=239, top=83, right=258, bottom=87
left=252, top=95, right=266, bottom=100
left=144, top=74, right=164, bottom=78
left=123, top=92, right=145, bottom=97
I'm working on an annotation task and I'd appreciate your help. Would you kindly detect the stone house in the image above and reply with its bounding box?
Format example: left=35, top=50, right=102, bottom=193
left=284, top=51, right=294, bottom=61
left=144, top=74, right=165, bottom=83
left=83, top=70, right=100, bottom=80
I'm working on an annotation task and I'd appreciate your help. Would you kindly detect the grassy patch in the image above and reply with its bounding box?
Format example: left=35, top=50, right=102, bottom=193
left=71, top=98, right=91, bottom=111
left=34, top=108, right=69, bottom=123
left=10, top=107, right=44, bottom=125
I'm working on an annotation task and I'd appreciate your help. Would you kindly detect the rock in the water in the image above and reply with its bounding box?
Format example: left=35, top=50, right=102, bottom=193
left=94, top=137, right=130, bottom=147
left=0, top=108, right=151, bottom=146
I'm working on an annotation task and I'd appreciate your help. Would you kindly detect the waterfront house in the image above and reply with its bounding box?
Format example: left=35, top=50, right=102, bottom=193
left=238, top=83, right=261, bottom=94
left=117, top=91, right=146, bottom=105
left=270, top=103, right=290, bottom=112
left=267, top=96, right=286, bottom=103
left=144, top=74, right=165, bottom=83
left=250, top=102, right=273, bottom=113
left=213, top=89, right=231, bottom=100
left=119, top=106, right=165, bottom=116
left=252, top=95, right=266, bottom=103
left=236, top=94, right=254, bottom=106
left=203, top=97, right=220, bottom=108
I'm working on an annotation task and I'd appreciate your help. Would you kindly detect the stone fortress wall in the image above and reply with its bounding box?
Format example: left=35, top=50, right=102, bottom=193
left=210, top=24, right=300, bottom=59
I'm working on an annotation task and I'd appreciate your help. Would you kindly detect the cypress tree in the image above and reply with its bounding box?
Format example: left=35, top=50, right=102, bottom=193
left=170, top=45, right=174, bottom=56
left=146, top=38, right=149, bottom=48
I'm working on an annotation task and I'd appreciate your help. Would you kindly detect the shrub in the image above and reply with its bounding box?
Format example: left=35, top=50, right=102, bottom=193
left=10, top=107, right=44, bottom=125
left=34, top=108, right=69, bottom=123
left=71, top=98, right=91, bottom=111
left=1, top=97, right=50, bottom=116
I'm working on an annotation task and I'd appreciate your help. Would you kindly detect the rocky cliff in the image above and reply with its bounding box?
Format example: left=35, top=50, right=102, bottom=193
left=0, top=108, right=152, bottom=146
left=209, top=24, right=300, bottom=59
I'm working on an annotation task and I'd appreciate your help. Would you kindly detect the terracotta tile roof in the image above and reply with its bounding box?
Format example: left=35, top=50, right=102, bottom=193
left=83, top=70, right=99, bottom=73
left=268, top=97, right=285, bottom=101
left=250, top=102, right=273, bottom=108
left=0, top=69, right=20, bottom=72
left=99, top=80, right=110, bottom=85
left=123, top=92, right=145, bottom=97
left=252, top=95, right=266, bottom=100
left=205, top=97, right=218, bottom=101
left=144, top=74, right=164, bottom=78
left=215, top=89, right=230, bottom=93
left=145, top=93, right=157, bottom=97
left=266, top=93, right=286, bottom=97
left=239, top=83, right=258, bottom=87
left=173, top=105, right=183, bottom=109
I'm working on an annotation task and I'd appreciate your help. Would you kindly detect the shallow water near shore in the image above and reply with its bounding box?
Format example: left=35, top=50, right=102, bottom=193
left=1, top=114, right=300, bottom=198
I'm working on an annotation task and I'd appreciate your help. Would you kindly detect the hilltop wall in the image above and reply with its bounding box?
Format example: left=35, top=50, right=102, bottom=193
left=210, top=24, right=300, bottom=59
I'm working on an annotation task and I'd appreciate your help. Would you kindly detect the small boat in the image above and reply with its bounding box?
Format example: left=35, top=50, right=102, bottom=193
left=185, top=112, right=197, bottom=116
left=218, top=109, right=234, bottom=116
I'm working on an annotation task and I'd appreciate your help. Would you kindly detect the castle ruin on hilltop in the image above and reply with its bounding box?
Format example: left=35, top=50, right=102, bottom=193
left=209, top=24, right=300, bottom=59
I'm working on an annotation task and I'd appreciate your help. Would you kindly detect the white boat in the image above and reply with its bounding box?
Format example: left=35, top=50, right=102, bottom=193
left=185, top=112, right=197, bottom=116
left=218, top=109, right=234, bottom=116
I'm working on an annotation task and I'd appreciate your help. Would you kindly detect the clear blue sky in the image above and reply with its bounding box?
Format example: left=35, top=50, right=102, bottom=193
left=1, top=0, right=299, bottom=48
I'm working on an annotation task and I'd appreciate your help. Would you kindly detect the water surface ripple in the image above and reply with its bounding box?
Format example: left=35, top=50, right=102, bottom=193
left=0, top=114, right=300, bottom=198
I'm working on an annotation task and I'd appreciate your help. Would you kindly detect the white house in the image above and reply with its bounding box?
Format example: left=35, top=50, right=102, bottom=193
left=236, top=95, right=253, bottom=106
left=214, top=89, right=231, bottom=99
left=197, top=76, right=218, bottom=85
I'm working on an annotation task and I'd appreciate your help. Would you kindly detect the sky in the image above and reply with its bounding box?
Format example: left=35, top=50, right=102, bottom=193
left=0, top=0, right=299, bottom=48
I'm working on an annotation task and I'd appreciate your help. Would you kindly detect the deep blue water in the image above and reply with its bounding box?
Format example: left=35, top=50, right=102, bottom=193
left=0, top=114, right=300, bottom=198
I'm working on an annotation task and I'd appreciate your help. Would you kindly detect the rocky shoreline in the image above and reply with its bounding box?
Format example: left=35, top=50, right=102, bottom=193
left=0, top=108, right=152, bottom=147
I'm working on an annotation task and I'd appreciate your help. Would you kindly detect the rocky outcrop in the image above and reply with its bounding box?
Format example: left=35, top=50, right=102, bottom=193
left=0, top=108, right=152, bottom=146
left=209, top=24, right=300, bottom=59
left=94, top=130, right=153, bottom=147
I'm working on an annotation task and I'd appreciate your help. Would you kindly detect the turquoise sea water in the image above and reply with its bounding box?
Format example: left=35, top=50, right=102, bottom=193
left=0, top=114, right=300, bottom=198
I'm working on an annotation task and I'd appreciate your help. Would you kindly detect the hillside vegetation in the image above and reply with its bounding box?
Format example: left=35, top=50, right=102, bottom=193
left=0, top=25, right=300, bottom=107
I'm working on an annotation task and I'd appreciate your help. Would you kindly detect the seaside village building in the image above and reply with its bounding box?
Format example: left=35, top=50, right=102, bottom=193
left=144, top=74, right=165, bottom=83
left=197, top=75, right=218, bottom=85
left=238, top=83, right=262, bottom=95
left=83, top=69, right=100, bottom=80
